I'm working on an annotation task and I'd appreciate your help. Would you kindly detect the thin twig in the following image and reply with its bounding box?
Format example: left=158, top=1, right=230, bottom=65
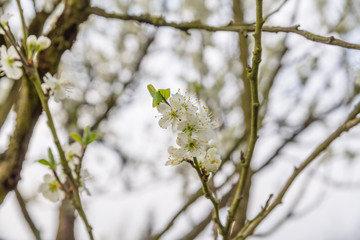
left=15, top=0, right=28, bottom=41
left=263, top=0, right=289, bottom=22
left=234, top=104, right=360, bottom=239
left=151, top=164, right=238, bottom=240
left=15, top=188, right=42, bottom=240
left=253, top=164, right=325, bottom=238
left=192, top=157, right=224, bottom=234
left=255, top=100, right=347, bottom=173
left=0, top=24, right=28, bottom=66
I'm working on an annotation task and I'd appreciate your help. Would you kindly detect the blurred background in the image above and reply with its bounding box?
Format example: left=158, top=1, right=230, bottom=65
left=1, top=0, right=360, bottom=239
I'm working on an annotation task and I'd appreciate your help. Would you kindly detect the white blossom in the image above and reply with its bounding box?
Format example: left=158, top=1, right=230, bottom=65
left=26, top=35, right=37, bottom=49
left=63, top=142, right=82, bottom=170
left=177, top=111, right=217, bottom=142
left=0, top=45, right=23, bottom=79
left=202, top=147, right=221, bottom=172
left=38, top=174, right=65, bottom=202
left=157, top=92, right=197, bottom=131
left=79, top=169, right=91, bottom=195
left=169, top=92, right=198, bottom=117
left=0, top=13, right=12, bottom=35
left=43, top=0, right=56, bottom=13
left=37, top=36, right=51, bottom=50
left=41, top=72, right=71, bottom=102
left=157, top=102, right=182, bottom=130
left=0, top=13, right=12, bottom=25
left=154, top=89, right=221, bottom=171
left=27, top=35, right=51, bottom=55
left=165, top=146, right=187, bottom=166
left=176, top=133, right=206, bottom=158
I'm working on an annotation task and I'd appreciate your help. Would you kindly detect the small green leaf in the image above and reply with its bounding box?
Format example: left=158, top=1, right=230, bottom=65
left=148, top=85, right=171, bottom=107
left=70, top=133, right=83, bottom=144
left=87, top=132, right=98, bottom=144
left=158, top=88, right=170, bottom=100
left=83, top=126, right=90, bottom=144
left=152, top=92, right=164, bottom=107
left=147, top=84, right=157, bottom=97
left=48, top=148, right=55, bottom=168
left=81, top=126, right=98, bottom=145
left=38, top=159, right=52, bottom=167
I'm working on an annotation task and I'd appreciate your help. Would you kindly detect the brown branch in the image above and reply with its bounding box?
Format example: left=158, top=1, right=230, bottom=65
left=89, top=7, right=360, bottom=50
left=255, top=100, right=347, bottom=173
left=150, top=136, right=245, bottom=239
left=0, top=79, right=21, bottom=129
left=223, top=1, right=264, bottom=238
left=56, top=199, right=75, bottom=240
left=263, top=0, right=289, bottom=22
left=254, top=164, right=325, bottom=238
left=181, top=183, right=238, bottom=240
left=234, top=103, right=360, bottom=239
left=15, top=188, right=41, bottom=240
left=0, top=0, right=91, bottom=209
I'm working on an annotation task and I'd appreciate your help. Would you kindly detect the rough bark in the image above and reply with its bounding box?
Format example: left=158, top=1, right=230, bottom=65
left=0, top=0, right=91, bottom=204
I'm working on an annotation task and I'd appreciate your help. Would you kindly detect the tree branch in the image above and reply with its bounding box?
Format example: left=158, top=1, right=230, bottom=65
left=89, top=7, right=360, bottom=50
left=223, top=0, right=264, bottom=238
left=15, top=188, right=41, bottom=240
left=191, top=157, right=224, bottom=234
left=234, top=103, right=360, bottom=239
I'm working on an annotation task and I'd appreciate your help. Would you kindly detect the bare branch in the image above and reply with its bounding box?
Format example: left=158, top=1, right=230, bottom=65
left=15, top=188, right=41, bottom=240
left=234, top=103, right=360, bottom=239
left=89, top=7, right=360, bottom=50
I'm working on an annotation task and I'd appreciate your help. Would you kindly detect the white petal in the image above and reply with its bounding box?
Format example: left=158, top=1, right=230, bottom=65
left=37, top=36, right=51, bottom=50
left=43, top=174, right=54, bottom=183
left=26, top=35, right=37, bottom=49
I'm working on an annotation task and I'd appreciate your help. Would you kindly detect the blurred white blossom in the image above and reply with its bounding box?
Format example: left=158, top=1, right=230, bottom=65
left=0, top=13, right=12, bottom=35
left=63, top=142, right=82, bottom=170
left=0, top=45, right=23, bottom=79
left=27, top=35, right=51, bottom=58
left=38, top=174, right=65, bottom=202
left=203, top=147, right=221, bottom=172
left=165, top=146, right=187, bottom=166
left=41, top=72, right=71, bottom=102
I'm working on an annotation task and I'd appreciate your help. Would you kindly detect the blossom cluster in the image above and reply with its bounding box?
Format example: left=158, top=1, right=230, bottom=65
left=39, top=142, right=90, bottom=202
left=155, top=89, right=221, bottom=173
left=0, top=13, right=69, bottom=102
left=0, top=14, right=51, bottom=80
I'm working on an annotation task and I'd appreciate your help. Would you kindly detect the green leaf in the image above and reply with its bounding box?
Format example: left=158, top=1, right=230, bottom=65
left=148, top=85, right=171, bottom=107
left=48, top=148, right=55, bottom=168
left=158, top=88, right=170, bottom=100
left=87, top=132, right=98, bottom=145
left=83, top=126, right=90, bottom=144
left=152, top=92, right=164, bottom=107
left=38, top=159, right=52, bottom=167
left=81, top=126, right=98, bottom=145
left=147, top=84, right=157, bottom=98
left=70, top=133, right=83, bottom=144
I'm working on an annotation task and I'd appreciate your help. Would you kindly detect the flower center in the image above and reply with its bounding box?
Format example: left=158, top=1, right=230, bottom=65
left=49, top=181, right=58, bottom=192
left=170, top=109, right=178, bottom=119
left=7, top=58, right=14, bottom=66
left=183, top=124, right=195, bottom=136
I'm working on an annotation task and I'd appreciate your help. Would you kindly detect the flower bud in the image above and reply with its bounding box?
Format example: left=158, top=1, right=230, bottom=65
left=26, top=35, right=37, bottom=51
left=37, top=36, right=51, bottom=50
